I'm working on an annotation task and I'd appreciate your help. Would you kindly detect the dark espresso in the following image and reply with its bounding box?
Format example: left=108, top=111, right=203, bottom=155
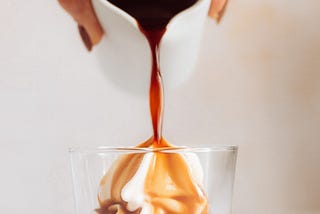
left=107, top=0, right=197, bottom=144
left=107, top=0, right=197, bottom=30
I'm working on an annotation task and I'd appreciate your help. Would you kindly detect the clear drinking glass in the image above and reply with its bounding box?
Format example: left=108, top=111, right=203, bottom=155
left=69, top=146, right=238, bottom=214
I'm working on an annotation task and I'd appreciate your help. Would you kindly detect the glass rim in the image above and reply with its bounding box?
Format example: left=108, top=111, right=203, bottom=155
left=69, top=145, right=238, bottom=154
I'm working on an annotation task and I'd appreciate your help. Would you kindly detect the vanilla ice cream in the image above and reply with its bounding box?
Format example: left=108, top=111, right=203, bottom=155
left=95, top=142, right=208, bottom=214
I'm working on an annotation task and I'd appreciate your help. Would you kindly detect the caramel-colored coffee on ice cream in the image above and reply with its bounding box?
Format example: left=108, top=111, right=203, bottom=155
left=96, top=140, right=208, bottom=214
left=96, top=0, right=208, bottom=213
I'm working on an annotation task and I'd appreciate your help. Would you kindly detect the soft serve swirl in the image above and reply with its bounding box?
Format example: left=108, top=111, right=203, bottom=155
left=96, top=140, right=208, bottom=214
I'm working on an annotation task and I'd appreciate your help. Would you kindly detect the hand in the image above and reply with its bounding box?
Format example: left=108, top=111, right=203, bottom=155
left=58, top=0, right=228, bottom=51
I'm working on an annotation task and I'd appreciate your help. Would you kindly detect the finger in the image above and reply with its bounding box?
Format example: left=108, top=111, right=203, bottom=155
left=79, top=8, right=104, bottom=46
left=58, top=0, right=103, bottom=48
left=209, top=0, right=228, bottom=23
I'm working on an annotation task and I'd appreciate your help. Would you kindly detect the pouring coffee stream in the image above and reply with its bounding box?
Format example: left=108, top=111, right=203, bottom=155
left=146, top=28, right=164, bottom=144
left=106, top=0, right=200, bottom=146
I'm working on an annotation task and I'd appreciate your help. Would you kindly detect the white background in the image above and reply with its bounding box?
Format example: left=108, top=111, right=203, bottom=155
left=1, top=0, right=320, bottom=213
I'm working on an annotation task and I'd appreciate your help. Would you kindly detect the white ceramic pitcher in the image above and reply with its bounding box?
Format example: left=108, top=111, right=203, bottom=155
left=92, top=0, right=211, bottom=95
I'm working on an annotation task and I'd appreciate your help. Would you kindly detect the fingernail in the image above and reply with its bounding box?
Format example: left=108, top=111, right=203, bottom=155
left=78, top=25, right=92, bottom=51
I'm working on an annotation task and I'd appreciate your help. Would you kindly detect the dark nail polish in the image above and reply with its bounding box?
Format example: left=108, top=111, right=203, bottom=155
left=78, top=25, right=92, bottom=51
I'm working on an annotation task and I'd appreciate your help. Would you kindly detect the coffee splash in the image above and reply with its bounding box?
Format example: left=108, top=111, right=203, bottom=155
left=96, top=0, right=208, bottom=213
